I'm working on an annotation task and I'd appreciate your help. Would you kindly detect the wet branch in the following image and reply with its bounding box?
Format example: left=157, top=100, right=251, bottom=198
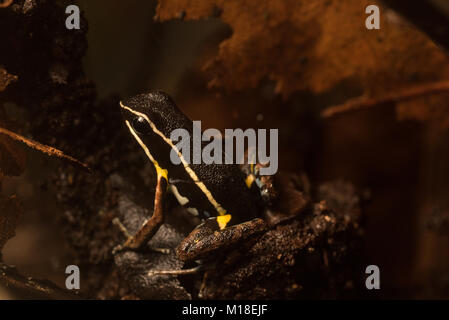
left=321, top=80, right=449, bottom=117
left=0, top=263, right=79, bottom=299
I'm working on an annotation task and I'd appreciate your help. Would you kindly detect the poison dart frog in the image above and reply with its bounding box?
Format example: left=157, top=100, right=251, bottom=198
left=113, top=91, right=275, bottom=273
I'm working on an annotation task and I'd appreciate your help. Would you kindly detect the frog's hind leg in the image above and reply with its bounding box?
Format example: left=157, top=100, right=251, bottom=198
left=113, top=171, right=168, bottom=254
left=145, top=217, right=266, bottom=277
left=176, top=216, right=267, bottom=262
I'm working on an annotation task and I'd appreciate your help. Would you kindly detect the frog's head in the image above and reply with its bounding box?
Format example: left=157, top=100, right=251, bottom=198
left=120, top=91, right=182, bottom=136
left=119, top=91, right=193, bottom=169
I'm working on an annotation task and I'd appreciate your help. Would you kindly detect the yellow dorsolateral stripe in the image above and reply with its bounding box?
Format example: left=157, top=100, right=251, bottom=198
left=125, top=120, right=167, bottom=181
left=245, top=174, right=255, bottom=188
left=217, top=214, right=232, bottom=230
left=154, top=162, right=168, bottom=181
left=121, top=102, right=226, bottom=215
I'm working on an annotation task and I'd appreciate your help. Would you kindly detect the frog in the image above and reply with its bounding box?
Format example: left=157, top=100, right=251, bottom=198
left=113, top=91, right=275, bottom=275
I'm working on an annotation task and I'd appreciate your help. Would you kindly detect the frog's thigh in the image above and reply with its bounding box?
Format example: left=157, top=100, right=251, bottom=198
left=176, top=217, right=267, bottom=262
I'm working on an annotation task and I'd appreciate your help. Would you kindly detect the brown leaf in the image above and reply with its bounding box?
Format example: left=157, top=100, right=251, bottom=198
left=0, top=127, right=90, bottom=172
left=0, top=195, right=21, bottom=254
left=157, top=0, right=449, bottom=95
left=0, top=67, right=18, bottom=92
left=156, top=0, right=449, bottom=125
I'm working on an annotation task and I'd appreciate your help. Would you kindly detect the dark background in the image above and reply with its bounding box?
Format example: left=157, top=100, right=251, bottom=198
left=2, top=0, right=449, bottom=299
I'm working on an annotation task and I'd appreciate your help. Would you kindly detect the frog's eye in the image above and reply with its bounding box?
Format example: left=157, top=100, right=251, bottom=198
left=132, top=116, right=152, bottom=135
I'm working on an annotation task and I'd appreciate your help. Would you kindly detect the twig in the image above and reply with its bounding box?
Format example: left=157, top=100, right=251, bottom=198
left=0, top=263, right=80, bottom=299
left=0, top=127, right=90, bottom=172
left=148, top=265, right=201, bottom=277
left=321, top=80, right=449, bottom=118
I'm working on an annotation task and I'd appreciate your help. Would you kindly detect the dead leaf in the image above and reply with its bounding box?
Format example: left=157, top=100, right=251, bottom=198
left=156, top=0, right=449, bottom=125
left=157, top=0, right=449, bottom=95
left=0, top=195, right=21, bottom=255
left=0, top=262, right=79, bottom=299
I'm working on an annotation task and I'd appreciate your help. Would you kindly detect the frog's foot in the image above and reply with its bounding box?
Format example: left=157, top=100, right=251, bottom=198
left=147, top=265, right=202, bottom=277
left=112, top=174, right=168, bottom=255
left=113, top=218, right=170, bottom=254
left=176, top=217, right=267, bottom=262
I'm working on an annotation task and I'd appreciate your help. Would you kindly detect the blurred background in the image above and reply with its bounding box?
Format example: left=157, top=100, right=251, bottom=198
left=2, top=0, right=449, bottom=298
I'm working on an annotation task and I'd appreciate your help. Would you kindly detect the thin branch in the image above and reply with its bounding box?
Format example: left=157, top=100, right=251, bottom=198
left=321, top=80, right=449, bottom=118
left=0, top=263, right=80, bottom=299
left=148, top=265, right=201, bottom=277
left=0, top=127, right=90, bottom=172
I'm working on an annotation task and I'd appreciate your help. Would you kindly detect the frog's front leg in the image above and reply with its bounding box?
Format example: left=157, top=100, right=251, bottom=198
left=176, top=217, right=267, bottom=262
left=113, top=171, right=168, bottom=254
